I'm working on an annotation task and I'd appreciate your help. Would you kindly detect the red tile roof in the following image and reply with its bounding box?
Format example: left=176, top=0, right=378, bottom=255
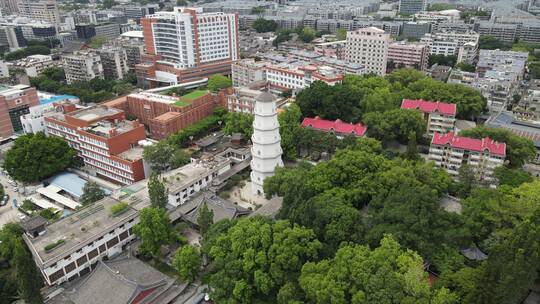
left=401, top=99, right=457, bottom=116
left=301, top=116, right=367, bottom=137
left=431, top=132, right=506, bottom=156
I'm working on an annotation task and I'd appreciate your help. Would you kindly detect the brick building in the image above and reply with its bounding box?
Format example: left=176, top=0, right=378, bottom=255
left=387, top=41, right=429, bottom=71
left=103, top=90, right=228, bottom=140
left=45, top=106, right=148, bottom=185
left=0, top=84, right=39, bottom=138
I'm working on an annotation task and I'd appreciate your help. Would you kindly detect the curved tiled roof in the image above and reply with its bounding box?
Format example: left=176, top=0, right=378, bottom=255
left=301, top=117, right=367, bottom=136
left=431, top=132, right=506, bottom=156
left=401, top=99, right=457, bottom=116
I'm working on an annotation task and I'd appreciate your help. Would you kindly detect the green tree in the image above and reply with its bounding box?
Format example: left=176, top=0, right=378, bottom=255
left=466, top=210, right=540, bottom=304
left=454, top=164, right=476, bottom=198
left=278, top=103, right=302, bottom=160
left=207, top=217, right=321, bottom=303
left=459, top=126, right=536, bottom=167
left=299, top=26, right=316, bottom=43
left=169, top=149, right=190, bottom=169
left=79, top=181, right=105, bottom=205
left=13, top=239, right=43, bottom=304
left=3, top=132, right=76, bottom=183
left=197, top=202, right=214, bottom=235
left=133, top=207, right=173, bottom=257
left=493, top=166, right=533, bottom=188
left=143, top=141, right=175, bottom=172
left=41, top=67, right=65, bottom=82
left=455, top=62, right=476, bottom=72
left=101, top=0, right=116, bottom=8
left=478, top=35, right=509, bottom=50
left=300, top=235, right=458, bottom=304
left=362, top=108, right=426, bottom=144
left=112, top=82, right=134, bottom=95
left=173, top=245, right=201, bottom=282
left=366, top=183, right=466, bottom=271
left=148, top=173, right=168, bottom=209
left=335, top=28, right=347, bottom=40
left=223, top=112, right=254, bottom=138
left=207, top=74, right=232, bottom=92
left=252, top=18, right=278, bottom=33
left=428, top=54, right=457, bottom=67
left=89, top=36, right=107, bottom=49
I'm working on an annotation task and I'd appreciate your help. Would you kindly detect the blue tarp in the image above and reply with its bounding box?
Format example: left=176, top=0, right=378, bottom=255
left=49, top=172, right=110, bottom=199
left=39, top=95, right=78, bottom=105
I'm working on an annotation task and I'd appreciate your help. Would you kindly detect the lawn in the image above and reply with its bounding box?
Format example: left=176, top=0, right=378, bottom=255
left=174, top=90, right=208, bottom=107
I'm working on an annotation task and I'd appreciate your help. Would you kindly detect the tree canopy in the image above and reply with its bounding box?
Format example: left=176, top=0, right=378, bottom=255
left=3, top=132, right=76, bottom=183
left=133, top=207, right=174, bottom=257
left=295, top=70, right=487, bottom=125
left=79, top=181, right=105, bottom=205
left=148, top=174, right=168, bottom=209
left=207, top=217, right=321, bottom=303
left=173, top=245, right=201, bottom=283
left=252, top=18, right=278, bottom=33
left=207, top=74, right=232, bottom=92
left=300, top=235, right=458, bottom=304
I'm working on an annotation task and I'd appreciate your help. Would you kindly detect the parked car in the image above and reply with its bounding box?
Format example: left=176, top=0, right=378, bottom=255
left=17, top=213, right=26, bottom=220
left=0, top=194, right=9, bottom=206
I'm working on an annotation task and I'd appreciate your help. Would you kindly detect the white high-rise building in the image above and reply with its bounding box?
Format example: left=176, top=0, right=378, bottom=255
left=17, top=0, right=60, bottom=25
left=345, top=27, right=390, bottom=76
left=250, top=92, right=283, bottom=196
left=138, top=7, right=239, bottom=87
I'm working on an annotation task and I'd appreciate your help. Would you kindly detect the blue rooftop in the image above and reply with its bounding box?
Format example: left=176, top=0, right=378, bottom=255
left=39, top=94, right=78, bottom=105
left=48, top=172, right=109, bottom=200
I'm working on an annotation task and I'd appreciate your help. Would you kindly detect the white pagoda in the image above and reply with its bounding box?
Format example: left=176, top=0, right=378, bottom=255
left=250, top=91, right=283, bottom=195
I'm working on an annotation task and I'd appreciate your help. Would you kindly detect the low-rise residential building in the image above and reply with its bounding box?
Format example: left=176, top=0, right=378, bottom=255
left=61, top=51, right=103, bottom=84
left=45, top=106, right=148, bottom=185
left=0, top=84, right=39, bottom=138
left=227, top=82, right=286, bottom=114
left=10, top=54, right=56, bottom=77
left=457, top=42, right=478, bottom=65
left=103, top=90, right=227, bottom=140
left=301, top=116, right=367, bottom=138
left=22, top=196, right=140, bottom=286
left=387, top=41, right=429, bottom=71
left=420, top=31, right=479, bottom=57
left=232, top=59, right=267, bottom=87
left=266, top=63, right=343, bottom=93
left=428, top=132, right=506, bottom=182
left=20, top=97, right=79, bottom=134
left=401, top=99, right=457, bottom=135
left=97, top=46, right=129, bottom=80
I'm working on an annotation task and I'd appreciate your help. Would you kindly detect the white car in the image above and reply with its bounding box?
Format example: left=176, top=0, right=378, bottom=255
left=17, top=213, right=26, bottom=220
left=13, top=187, right=18, bottom=192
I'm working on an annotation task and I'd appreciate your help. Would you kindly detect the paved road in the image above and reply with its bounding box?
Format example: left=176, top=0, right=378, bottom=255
left=0, top=171, right=25, bottom=228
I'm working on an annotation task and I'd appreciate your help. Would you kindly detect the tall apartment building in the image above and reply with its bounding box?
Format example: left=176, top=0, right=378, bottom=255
left=420, top=31, right=480, bottom=56
left=387, top=41, right=429, bottom=71
left=476, top=21, right=540, bottom=44
left=0, top=84, right=39, bottom=138
left=45, top=106, right=148, bottom=185
left=0, top=25, right=20, bottom=50
left=345, top=27, right=389, bottom=76
left=401, top=99, right=457, bottom=135
left=232, top=59, right=267, bottom=87
left=114, top=40, right=144, bottom=70
left=399, top=0, right=427, bottom=15
left=61, top=51, right=103, bottom=84
left=0, top=0, right=18, bottom=15
left=428, top=132, right=506, bottom=182
left=136, top=7, right=239, bottom=88
left=98, top=46, right=129, bottom=80
left=16, top=0, right=60, bottom=25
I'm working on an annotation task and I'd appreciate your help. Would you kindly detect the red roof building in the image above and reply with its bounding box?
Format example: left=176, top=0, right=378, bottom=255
left=429, top=132, right=506, bottom=182
left=401, top=99, right=457, bottom=135
left=301, top=116, right=367, bottom=137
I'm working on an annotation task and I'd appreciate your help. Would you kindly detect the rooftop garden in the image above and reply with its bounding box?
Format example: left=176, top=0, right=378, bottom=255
left=44, top=239, right=65, bottom=252
left=174, top=90, right=209, bottom=107
left=110, top=202, right=129, bottom=217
